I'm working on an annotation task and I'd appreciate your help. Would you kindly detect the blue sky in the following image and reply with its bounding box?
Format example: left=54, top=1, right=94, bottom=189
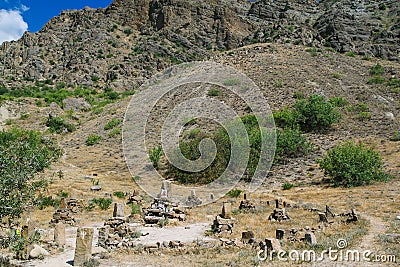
left=0, top=0, right=112, bottom=43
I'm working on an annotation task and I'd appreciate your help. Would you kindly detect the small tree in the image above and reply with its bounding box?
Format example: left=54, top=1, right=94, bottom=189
left=294, top=94, right=340, bottom=132
left=0, top=128, right=62, bottom=225
left=319, top=141, right=390, bottom=187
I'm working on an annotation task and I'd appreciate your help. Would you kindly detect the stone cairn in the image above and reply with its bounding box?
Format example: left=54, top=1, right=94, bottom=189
left=268, top=199, right=290, bottom=222
left=51, top=198, right=84, bottom=225
left=185, top=190, right=202, bottom=207
left=239, top=193, right=256, bottom=211
left=98, top=203, right=138, bottom=249
left=212, top=202, right=235, bottom=235
left=143, top=198, right=186, bottom=225
left=127, top=190, right=143, bottom=205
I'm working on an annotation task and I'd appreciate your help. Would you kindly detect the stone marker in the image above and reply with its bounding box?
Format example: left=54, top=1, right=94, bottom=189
left=159, top=180, right=171, bottom=198
left=54, top=222, right=66, bottom=246
left=113, top=203, right=124, bottom=218
left=221, top=202, right=232, bottom=219
left=241, top=230, right=255, bottom=243
left=318, top=212, right=328, bottom=223
left=74, top=228, right=94, bottom=267
left=276, top=229, right=285, bottom=240
left=18, top=225, right=30, bottom=260
left=265, top=238, right=282, bottom=251
left=305, top=233, right=317, bottom=245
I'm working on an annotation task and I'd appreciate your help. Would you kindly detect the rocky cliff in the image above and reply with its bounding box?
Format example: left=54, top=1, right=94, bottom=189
left=0, top=0, right=399, bottom=90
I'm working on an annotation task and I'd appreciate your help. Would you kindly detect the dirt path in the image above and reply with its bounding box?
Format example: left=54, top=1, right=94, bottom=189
left=24, top=222, right=214, bottom=267
left=319, top=214, right=392, bottom=267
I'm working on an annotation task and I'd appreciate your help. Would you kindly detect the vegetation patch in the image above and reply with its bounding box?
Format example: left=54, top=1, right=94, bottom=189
left=319, top=141, right=390, bottom=187
left=0, top=128, right=62, bottom=225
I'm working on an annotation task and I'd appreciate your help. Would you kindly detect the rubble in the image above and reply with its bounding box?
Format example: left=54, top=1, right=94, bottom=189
left=212, top=202, right=235, bottom=235
left=143, top=199, right=186, bottom=226
left=268, top=199, right=290, bottom=222
left=239, top=193, right=256, bottom=211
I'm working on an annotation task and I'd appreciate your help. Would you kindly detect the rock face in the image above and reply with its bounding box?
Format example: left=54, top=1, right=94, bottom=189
left=0, top=0, right=398, bottom=92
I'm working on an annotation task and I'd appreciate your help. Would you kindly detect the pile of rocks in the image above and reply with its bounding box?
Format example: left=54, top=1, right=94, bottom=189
left=212, top=202, right=235, bottom=236
left=98, top=203, right=139, bottom=249
left=268, top=199, right=290, bottom=222
left=185, top=190, right=202, bottom=207
left=51, top=198, right=83, bottom=225
left=239, top=194, right=256, bottom=211
left=127, top=190, right=143, bottom=205
left=143, top=199, right=186, bottom=226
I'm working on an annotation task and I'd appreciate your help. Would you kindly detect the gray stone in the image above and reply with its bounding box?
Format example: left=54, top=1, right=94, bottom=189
left=29, top=244, right=49, bottom=259
left=113, top=203, right=124, bottom=218
left=54, top=222, right=66, bottom=246
left=276, top=229, right=285, bottom=240
left=74, top=228, right=94, bottom=267
left=221, top=202, right=232, bottom=219
left=265, top=238, right=282, bottom=252
left=62, top=97, right=91, bottom=112
left=305, top=233, right=317, bottom=245
left=241, top=231, right=255, bottom=243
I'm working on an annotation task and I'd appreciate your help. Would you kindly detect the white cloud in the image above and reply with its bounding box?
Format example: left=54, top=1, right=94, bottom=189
left=0, top=9, right=28, bottom=44
left=20, top=5, right=29, bottom=12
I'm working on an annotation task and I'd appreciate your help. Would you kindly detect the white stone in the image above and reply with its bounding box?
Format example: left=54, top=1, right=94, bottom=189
left=29, top=244, right=49, bottom=259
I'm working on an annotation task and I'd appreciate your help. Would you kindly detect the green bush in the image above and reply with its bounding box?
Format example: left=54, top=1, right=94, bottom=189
left=149, top=146, right=162, bottom=169
left=276, top=127, right=312, bottom=160
left=226, top=189, right=243, bottom=198
left=130, top=203, right=141, bottom=215
left=282, top=183, right=294, bottom=190
left=0, top=128, right=62, bottom=224
left=274, top=95, right=340, bottom=132
left=104, top=118, right=122, bottom=130
left=46, top=116, right=76, bottom=134
left=207, top=88, right=220, bottom=96
left=319, top=141, right=390, bottom=187
left=370, top=63, right=384, bottom=76
left=113, top=191, right=125, bottom=198
left=390, top=131, right=400, bottom=141
left=86, top=134, right=102, bottom=146
left=329, top=97, right=348, bottom=107
left=294, top=94, right=340, bottom=132
left=167, top=114, right=276, bottom=185
left=92, top=198, right=113, bottom=210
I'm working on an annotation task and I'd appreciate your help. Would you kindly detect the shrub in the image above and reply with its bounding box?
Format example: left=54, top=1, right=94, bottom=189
left=345, top=52, right=356, bottom=57
left=319, top=141, right=390, bottom=187
left=0, top=128, right=62, bottom=224
left=207, top=88, right=220, bottom=96
left=92, top=198, right=113, bottom=210
left=276, top=127, right=312, bottom=160
left=46, top=116, right=76, bottom=134
left=130, top=203, right=141, bottom=215
left=390, top=131, right=400, bottom=141
left=167, top=114, right=275, bottom=185
left=108, top=127, right=121, bottom=137
left=367, top=76, right=386, bottom=84
left=370, top=64, right=384, bottom=76
left=149, top=146, right=162, bottom=169
left=86, top=134, right=102, bottom=146
left=282, top=183, right=294, bottom=190
left=104, top=118, right=122, bottom=130
left=226, top=189, right=243, bottom=198
left=329, top=97, right=348, bottom=107
left=294, top=94, right=340, bottom=132
left=273, top=107, right=298, bottom=129
left=113, top=191, right=125, bottom=198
